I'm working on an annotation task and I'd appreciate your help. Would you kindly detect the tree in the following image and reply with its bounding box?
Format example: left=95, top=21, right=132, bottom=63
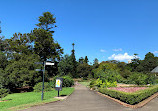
left=127, top=53, right=140, bottom=72
left=36, top=12, right=56, bottom=33
left=142, top=52, right=158, bottom=72
left=71, top=43, right=77, bottom=77
left=0, top=22, right=7, bottom=52
left=93, top=58, right=99, bottom=68
left=0, top=51, right=8, bottom=70
left=78, top=57, right=84, bottom=64
left=84, top=56, right=89, bottom=64
left=6, top=33, right=32, bottom=55
left=30, top=29, right=63, bottom=61
left=76, top=63, right=92, bottom=78
left=30, top=12, right=63, bottom=62
left=4, top=54, right=43, bottom=92
left=58, top=54, right=74, bottom=76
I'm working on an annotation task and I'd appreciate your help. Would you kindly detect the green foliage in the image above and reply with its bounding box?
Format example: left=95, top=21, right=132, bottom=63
left=99, top=85, right=158, bottom=105
left=0, top=36, right=7, bottom=52
left=33, top=82, right=52, bottom=92
left=76, top=63, right=92, bottom=78
left=0, top=88, right=8, bottom=101
left=128, top=72, right=151, bottom=85
left=70, top=43, right=77, bottom=78
left=128, top=52, right=158, bottom=73
left=51, top=76, right=74, bottom=88
left=93, top=58, right=99, bottom=69
left=93, top=69, right=120, bottom=83
left=5, top=54, right=43, bottom=90
left=89, top=78, right=117, bottom=88
left=36, top=12, right=56, bottom=33
left=0, top=12, right=63, bottom=93
left=0, top=51, right=8, bottom=70
left=58, top=54, right=74, bottom=76
left=84, top=56, right=89, bottom=64
left=31, top=28, right=63, bottom=61
left=100, top=80, right=117, bottom=88
left=6, top=33, right=32, bottom=55
left=119, top=69, right=132, bottom=79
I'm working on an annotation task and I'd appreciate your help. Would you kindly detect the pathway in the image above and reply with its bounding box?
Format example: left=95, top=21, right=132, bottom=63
left=23, top=83, right=158, bottom=111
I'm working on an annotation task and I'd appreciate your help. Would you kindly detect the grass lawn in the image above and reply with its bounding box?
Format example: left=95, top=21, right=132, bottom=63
left=0, top=87, right=74, bottom=111
left=79, top=81, right=91, bottom=87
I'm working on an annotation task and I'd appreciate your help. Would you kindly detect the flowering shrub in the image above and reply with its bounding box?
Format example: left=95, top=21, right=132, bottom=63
left=108, top=87, right=147, bottom=93
left=99, top=85, right=158, bottom=105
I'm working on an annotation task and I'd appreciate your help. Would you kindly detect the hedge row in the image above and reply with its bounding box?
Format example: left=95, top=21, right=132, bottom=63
left=99, top=85, right=158, bottom=105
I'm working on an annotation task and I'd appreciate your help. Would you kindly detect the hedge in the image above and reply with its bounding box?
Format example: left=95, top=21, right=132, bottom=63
left=99, top=85, right=158, bottom=105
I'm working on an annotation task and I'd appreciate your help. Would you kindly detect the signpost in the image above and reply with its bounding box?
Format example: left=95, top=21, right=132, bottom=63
left=35, top=61, right=54, bottom=100
left=55, top=77, right=63, bottom=97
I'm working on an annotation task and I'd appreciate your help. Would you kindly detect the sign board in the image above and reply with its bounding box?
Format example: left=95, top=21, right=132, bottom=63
left=46, top=62, right=54, bottom=65
left=55, top=77, right=63, bottom=91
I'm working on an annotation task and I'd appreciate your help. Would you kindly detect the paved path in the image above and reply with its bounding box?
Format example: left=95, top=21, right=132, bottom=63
left=23, top=84, right=158, bottom=111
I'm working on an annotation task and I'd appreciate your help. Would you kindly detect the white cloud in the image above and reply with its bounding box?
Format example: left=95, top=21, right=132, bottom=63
left=153, top=51, right=158, bottom=54
left=108, top=53, right=135, bottom=61
left=113, top=48, right=122, bottom=52
left=100, top=49, right=106, bottom=52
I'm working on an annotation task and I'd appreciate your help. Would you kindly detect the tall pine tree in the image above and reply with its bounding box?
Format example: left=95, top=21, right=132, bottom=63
left=71, top=43, right=77, bottom=78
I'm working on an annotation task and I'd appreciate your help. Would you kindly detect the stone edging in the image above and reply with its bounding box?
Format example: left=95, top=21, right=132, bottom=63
left=91, top=89, right=158, bottom=108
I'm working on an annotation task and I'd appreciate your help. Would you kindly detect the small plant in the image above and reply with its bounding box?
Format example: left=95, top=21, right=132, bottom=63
left=33, top=82, right=52, bottom=92
left=0, top=88, right=8, bottom=101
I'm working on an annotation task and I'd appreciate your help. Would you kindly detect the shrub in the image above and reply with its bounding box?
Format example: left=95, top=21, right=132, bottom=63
left=0, top=88, right=8, bottom=101
left=33, top=82, right=52, bottom=92
left=101, top=80, right=117, bottom=88
left=51, top=75, right=74, bottom=88
left=99, top=85, right=158, bottom=105
left=128, top=72, right=148, bottom=85
left=89, top=78, right=117, bottom=88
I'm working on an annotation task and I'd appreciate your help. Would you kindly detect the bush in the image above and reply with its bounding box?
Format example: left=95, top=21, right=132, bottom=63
left=0, top=88, right=8, bottom=101
left=33, top=82, right=52, bottom=92
left=51, top=76, right=74, bottom=88
left=128, top=72, right=148, bottom=85
left=101, top=80, right=117, bottom=88
left=89, top=78, right=117, bottom=88
left=99, top=85, right=158, bottom=105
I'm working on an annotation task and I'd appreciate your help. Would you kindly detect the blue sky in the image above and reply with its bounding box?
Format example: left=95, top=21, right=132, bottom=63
left=0, top=0, right=158, bottom=64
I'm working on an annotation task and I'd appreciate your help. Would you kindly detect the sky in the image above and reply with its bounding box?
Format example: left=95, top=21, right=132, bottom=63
left=0, top=0, right=158, bottom=64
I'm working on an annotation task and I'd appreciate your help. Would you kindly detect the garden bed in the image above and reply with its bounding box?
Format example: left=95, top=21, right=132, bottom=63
left=99, top=85, right=158, bottom=105
left=108, top=87, right=147, bottom=93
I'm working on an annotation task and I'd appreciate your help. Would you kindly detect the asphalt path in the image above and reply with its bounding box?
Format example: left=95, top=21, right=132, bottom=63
left=23, top=83, right=158, bottom=111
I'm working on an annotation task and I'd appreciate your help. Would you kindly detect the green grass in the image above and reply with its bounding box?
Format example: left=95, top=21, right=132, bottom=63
left=79, top=81, right=91, bottom=87
left=0, top=87, right=74, bottom=111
